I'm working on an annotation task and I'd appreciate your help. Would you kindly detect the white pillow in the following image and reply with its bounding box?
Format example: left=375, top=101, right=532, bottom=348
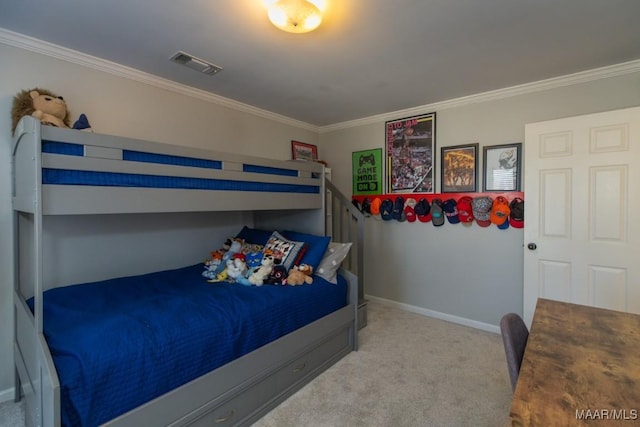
left=315, top=242, right=352, bottom=284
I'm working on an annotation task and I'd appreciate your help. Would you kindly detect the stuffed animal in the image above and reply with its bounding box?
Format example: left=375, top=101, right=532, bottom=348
left=212, top=238, right=243, bottom=275
left=11, top=88, right=71, bottom=132
left=226, top=255, right=247, bottom=282
left=73, top=113, right=93, bottom=132
left=248, top=253, right=275, bottom=286
left=221, top=238, right=233, bottom=252
left=236, top=251, right=262, bottom=286
left=265, top=263, right=287, bottom=285
left=244, top=251, right=263, bottom=270
left=208, top=268, right=228, bottom=283
left=286, top=264, right=314, bottom=286
left=241, top=242, right=263, bottom=254
left=202, top=250, right=224, bottom=279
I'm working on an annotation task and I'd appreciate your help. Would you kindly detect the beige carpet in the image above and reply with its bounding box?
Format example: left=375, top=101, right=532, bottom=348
left=0, top=397, right=24, bottom=427
left=0, top=301, right=512, bottom=427
left=253, top=301, right=513, bottom=427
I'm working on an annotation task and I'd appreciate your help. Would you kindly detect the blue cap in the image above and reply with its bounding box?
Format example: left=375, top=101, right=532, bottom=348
left=380, top=199, right=394, bottom=221
left=443, top=199, right=460, bottom=224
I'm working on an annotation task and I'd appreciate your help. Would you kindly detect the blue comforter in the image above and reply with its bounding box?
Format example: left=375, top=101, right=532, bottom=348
left=32, top=264, right=347, bottom=426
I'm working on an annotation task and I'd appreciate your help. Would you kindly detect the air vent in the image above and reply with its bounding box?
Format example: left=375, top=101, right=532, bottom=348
left=170, top=51, right=222, bottom=75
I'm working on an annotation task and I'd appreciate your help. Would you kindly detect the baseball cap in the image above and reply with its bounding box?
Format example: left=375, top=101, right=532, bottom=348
left=457, top=196, right=474, bottom=223
left=431, top=198, right=445, bottom=226
left=370, top=197, right=382, bottom=218
left=393, top=197, right=405, bottom=221
left=490, top=196, right=511, bottom=226
left=509, top=197, right=524, bottom=228
left=404, top=198, right=417, bottom=223
left=414, top=198, right=432, bottom=222
left=380, top=199, right=394, bottom=220
left=361, top=197, right=372, bottom=217
left=472, top=196, right=493, bottom=227
left=442, top=199, right=460, bottom=224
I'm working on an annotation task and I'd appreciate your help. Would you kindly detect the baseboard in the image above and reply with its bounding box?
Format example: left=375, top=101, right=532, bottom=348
left=365, top=295, right=500, bottom=334
left=0, top=387, right=15, bottom=404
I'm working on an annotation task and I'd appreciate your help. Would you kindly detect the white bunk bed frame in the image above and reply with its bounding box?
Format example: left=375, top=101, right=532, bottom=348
left=12, top=116, right=365, bottom=427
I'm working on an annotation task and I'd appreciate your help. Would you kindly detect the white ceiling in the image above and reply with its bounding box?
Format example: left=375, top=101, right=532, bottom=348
left=1, top=0, right=640, bottom=127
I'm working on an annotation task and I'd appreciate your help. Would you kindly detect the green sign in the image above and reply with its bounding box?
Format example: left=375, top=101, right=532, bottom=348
left=352, top=149, right=383, bottom=195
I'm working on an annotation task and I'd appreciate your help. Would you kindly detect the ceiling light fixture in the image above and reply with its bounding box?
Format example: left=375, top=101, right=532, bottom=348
left=265, top=0, right=326, bottom=34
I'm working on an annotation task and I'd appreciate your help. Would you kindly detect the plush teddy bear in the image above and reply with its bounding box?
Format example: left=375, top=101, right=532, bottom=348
left=248, top=253, right=275, bottom=286
left=286, top=264, right=314, bottom=286
left=11, top=88, right=71, bottom=132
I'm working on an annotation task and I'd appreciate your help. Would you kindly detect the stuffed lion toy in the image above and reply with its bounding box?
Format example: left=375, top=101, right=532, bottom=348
left=11, top=88, right=71, bottom=133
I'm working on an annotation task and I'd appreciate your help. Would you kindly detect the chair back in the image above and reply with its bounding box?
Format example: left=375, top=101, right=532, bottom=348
left=500, top=313, right=529, bottom=392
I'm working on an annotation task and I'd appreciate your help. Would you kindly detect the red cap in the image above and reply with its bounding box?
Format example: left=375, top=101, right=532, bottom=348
left=457, top=196, right=474, bottom=223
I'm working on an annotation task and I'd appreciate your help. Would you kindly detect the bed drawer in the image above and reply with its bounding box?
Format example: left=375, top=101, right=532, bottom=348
left=188, top=326, right=352, bottom=426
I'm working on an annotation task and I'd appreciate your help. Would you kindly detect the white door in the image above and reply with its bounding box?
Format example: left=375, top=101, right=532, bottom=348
left=523, top=106, right=640, bottom=326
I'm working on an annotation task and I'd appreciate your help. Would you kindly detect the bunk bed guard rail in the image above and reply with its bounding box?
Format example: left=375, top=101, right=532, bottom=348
left=325, top=178, right=367, bottom=328
left=12, top=116, right=325, bottom=215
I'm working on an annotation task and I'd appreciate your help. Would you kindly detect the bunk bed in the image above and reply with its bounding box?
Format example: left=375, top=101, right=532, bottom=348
left=12, top=116, right=365, bottom=427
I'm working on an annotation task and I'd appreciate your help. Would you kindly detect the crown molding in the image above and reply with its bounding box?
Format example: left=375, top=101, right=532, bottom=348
left=2, top=27, right=639, bottom=135
left=0, top=28, right=319, bottom=132
left=319, top=59, right=640, bottom=133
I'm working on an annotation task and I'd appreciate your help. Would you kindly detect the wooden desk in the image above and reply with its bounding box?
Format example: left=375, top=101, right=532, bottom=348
left=510, top=298, right=640, bottom=426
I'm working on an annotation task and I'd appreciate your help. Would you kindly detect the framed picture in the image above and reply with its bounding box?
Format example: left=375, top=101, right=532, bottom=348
left=385, top=112, right=436, bottom=193
left=441, top=143, right=479, bottom=193
left=483, top=143, right=522, bottom=191
left=353, top=149, right=383, bottom=195
left=291, top=140, right=318, bottom=161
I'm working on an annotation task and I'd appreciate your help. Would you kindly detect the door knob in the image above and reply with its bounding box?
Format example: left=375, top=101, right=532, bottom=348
left=527, top=243, right=537, bottom=250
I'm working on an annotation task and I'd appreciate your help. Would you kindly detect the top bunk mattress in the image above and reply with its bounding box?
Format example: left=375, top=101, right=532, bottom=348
left=30, top=264, right=348, bottom=426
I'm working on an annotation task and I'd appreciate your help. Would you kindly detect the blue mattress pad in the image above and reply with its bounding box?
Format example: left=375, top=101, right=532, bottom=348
left=29, top=264, right=347, bottom=426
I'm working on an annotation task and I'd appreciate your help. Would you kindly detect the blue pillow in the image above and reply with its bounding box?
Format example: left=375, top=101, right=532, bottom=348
left=236, top=226, right=274, bottom=246
left=281, top=230, right=331, bottom=271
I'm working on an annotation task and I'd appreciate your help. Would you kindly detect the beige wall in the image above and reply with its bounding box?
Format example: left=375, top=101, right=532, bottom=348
left=0, top=43, right=318, bottom=399
left=319, top=71, right=640, bottom=330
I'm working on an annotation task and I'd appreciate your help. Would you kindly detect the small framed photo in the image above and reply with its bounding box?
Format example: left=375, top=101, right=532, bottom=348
left=441, top=143, right=479, bottom=193
left=483, top=143, right=522, bottom=191
left=291, top=140, right=318, bottom=161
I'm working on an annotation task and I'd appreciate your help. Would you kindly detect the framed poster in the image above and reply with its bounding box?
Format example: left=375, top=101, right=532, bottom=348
left=352, top=149, right=383, bottom=195
left=482, top=143, right=522, bottom=191
left=291, top=140, right=318, bottom=161
left=441, top=143, right=479, bottom=193
left=385, top=112, right=436, bottom=193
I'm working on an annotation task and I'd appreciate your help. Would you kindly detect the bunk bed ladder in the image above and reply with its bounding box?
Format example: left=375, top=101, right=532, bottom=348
left=12, top=117, right=61, bottom=427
